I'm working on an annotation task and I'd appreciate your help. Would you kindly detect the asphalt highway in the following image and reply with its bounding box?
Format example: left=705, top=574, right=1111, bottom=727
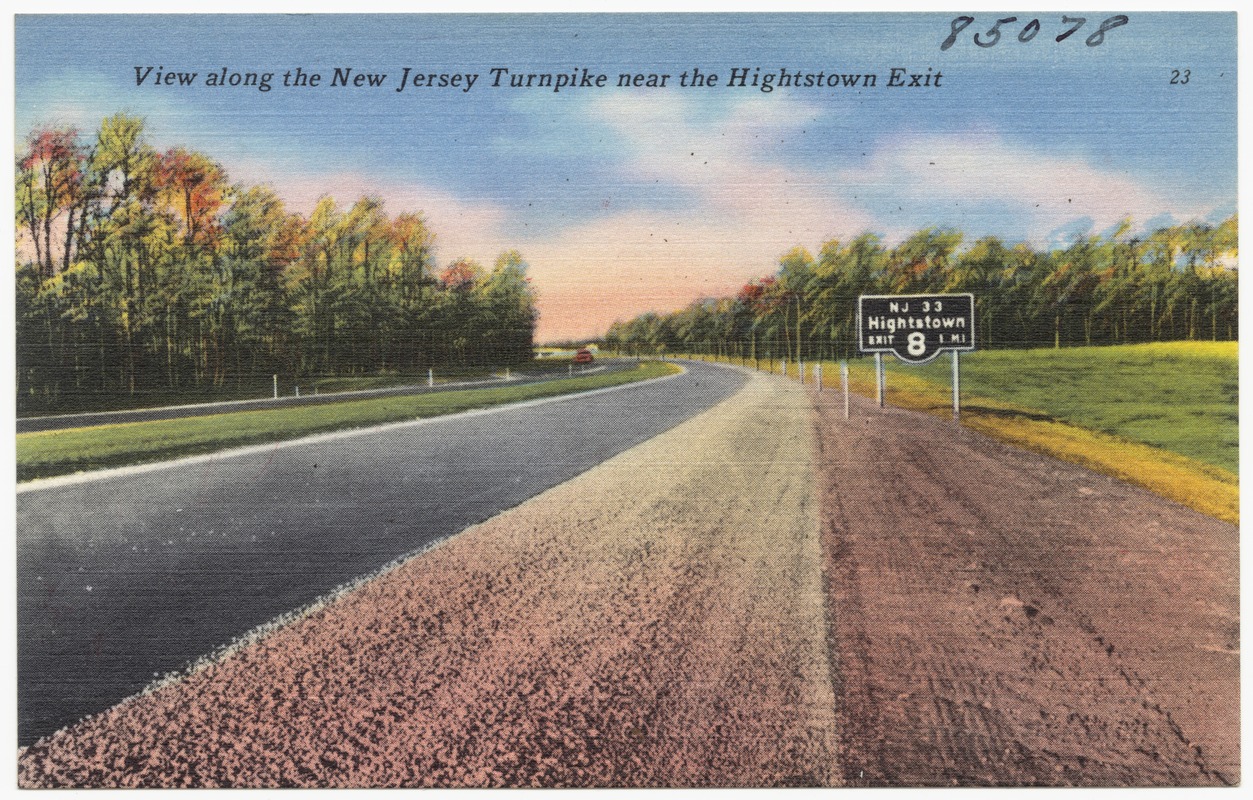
left=16, top=360, right=745, bottom=745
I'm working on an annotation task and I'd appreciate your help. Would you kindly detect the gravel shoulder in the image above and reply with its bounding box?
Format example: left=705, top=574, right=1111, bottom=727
left=815, top=389, right=1239, bottom=786
left=18, top=368, right=838, bottom=788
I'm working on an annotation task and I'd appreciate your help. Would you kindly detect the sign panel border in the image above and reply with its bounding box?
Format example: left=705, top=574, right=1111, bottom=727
left=856, top=292, right=976, bottom=365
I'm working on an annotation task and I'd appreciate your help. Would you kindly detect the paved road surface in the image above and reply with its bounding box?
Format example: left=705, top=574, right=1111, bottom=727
left=16, top=361, right=744, bottom=745
left=20, top=369, right=835, bottom=787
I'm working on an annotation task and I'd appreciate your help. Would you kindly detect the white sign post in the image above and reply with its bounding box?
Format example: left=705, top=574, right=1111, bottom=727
left=951, top=350, right=961, bottom=421
left=841, top=361, right=850, bottom=420
left=874, top=353, right=884, bottom=408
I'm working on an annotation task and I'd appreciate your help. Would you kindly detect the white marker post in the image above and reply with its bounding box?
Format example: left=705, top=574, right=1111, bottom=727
left=875, top=353, right=885, bottom=408
left=428, top=368, right=434, bottom=387
left=951, top=350, right=961, bottom=421
left=815, top=362, right=822, bottom=392
left=273, top=374, right=278, bottom=400
left=799, top=359, right=804, bottom=384
left=782, top=358, right=787, bottom=377
left=841, top=361, right=850, bottom=420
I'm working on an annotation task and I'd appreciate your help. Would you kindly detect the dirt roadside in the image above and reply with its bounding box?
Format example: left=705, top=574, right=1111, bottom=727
left=816, top=388, right=1239, bottom=786
left=18, top=368, right=839, bottom=788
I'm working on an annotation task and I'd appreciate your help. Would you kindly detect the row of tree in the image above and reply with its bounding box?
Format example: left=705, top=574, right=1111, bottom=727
left=16, top=114, right=538, bottom=415
left=604, top=218, right=1238, bottom=362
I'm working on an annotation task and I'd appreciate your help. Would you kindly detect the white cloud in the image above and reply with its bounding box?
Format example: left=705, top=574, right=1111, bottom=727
left=588, top=93, right=867, bottom=230
left=845, top=132, right=1211, bottom=245
left=515, top=94, right=873, bottom=340
left=224, top=159, right=514, bottom=267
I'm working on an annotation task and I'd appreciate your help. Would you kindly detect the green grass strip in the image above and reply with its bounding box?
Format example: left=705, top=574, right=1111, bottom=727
left=840, top=356, right=1238, bottom=525
left=17, top=361, right=679, bottom=483
left=686, top=346, right=1237, bottom=525
left=878, top=341, right=1237, bottom=474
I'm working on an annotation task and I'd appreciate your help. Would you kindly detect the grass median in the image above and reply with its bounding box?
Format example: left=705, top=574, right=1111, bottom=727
left=17, top=361, right=680, bottom=483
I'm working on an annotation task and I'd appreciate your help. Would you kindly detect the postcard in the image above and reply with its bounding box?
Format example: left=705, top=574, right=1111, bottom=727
left=12, top=10, right=1239, bottom=788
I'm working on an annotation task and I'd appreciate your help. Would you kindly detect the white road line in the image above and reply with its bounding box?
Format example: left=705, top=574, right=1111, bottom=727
left=17, top=366, right=687, bottom=495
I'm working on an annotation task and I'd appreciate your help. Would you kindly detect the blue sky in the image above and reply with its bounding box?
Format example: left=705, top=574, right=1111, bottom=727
left=14, top=12, right=1238, bottom=340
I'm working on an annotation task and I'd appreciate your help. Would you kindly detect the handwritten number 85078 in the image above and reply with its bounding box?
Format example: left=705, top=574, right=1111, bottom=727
left=941, top=15, right=1129, bottom=51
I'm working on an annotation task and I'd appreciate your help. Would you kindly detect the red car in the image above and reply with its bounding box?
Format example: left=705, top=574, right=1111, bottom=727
left=573, top=348, right=595, bottom=364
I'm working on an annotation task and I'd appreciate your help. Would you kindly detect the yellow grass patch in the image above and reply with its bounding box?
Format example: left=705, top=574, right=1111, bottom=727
left=843, top=360, right=1237, bottom=525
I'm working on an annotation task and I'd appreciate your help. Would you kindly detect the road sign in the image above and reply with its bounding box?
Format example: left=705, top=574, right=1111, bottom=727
left=857, top=293, right=975, bottom=364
